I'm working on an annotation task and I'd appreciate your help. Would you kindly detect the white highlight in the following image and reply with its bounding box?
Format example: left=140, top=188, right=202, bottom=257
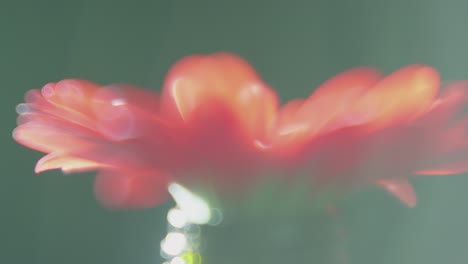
left=168, top=183, right=211, bottom=225
left=238, top=83, right=263, bottom=102
left=278, top=123, right=310, bottom=136
left=167, top=208, right=188, bottom=228
left=171, top=78, right=191, bottom=121
left=161, top=232, right=187, bottom=256
left=254, top=139, right=271, bottom=149
left=15, top=103, right=30, bottom=114
left=111, top=98, right=127, bottom=106
left=162, top=183, right=223, bottom=262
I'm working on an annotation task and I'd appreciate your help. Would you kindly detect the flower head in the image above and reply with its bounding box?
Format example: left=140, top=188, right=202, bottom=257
left=13, top=52, right=468, bottom=209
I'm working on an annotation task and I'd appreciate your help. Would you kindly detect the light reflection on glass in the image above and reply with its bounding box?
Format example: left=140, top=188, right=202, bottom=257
left=168, top=183, right=211, bottom=225
left=161, top=182, right=222, bottom=263
left=161, top=232, right=187, bottom=256
left=167, top=208, right=188, bottom=229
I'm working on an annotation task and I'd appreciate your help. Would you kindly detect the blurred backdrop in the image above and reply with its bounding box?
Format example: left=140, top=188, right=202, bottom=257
left=2, top=0, right=468, bottom=263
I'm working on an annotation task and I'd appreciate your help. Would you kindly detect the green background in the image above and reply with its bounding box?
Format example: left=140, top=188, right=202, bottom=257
left=2, top=0, right=468, bottom=263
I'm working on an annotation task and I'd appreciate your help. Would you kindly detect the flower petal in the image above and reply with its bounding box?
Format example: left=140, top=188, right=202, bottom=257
left=296, top=67, right=382, bottom=133
left=35, top=153, right=110, bottom=173
left=161, top=52, right=278, bottom=141
left=350, top=65, right=440, bottom=129
left=273, top=67, right=381, bottom=153
left=34, top=80, right=102, bottom=129
left=416, top=162, right=468, bottom=175
left=94, top=170, right=170, bottom=209
left=375, top=178, right=417, bottom=207
left=12, top=122, right=99, bottom=154
left=408, top=82, right=468, bottom=174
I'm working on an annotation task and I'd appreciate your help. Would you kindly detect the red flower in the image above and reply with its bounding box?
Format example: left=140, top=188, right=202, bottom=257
left=13, top=53, right=278, bottom=208
left=13, top=52, right=468, bottom=209
left=271, top=65, right=468, bottom=207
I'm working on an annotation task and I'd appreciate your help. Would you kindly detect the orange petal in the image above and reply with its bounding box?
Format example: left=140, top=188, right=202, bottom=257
left=41, top=79, right=100, bottom=111
left=35, top=153, right=110, bottom=173
left=21, top=89, right=97, bottom=130
left=272, top=68, right=381, bottom=155
left=90, top=90, right=138, bottom=141
left=161, top=53, right=278, bottom=140
left=274, top=99, right=306, bottom=136
left=376, top=178, right=417, bottom=207
left=234, top=80, right=278, bottom=141
left=272, top=68, right=381, bottom=154
left=416, top=160, right=468, bottom=176
left=162, top=53, right=256, bottom=119
left=24, top=81, right=164, bottom=136
left=39, top=80, right=102, bottom=127
left=94, top=170, right=170, bottom=209
left=296, top=67, right=382, bottom=133
left=415, top=169, right=465, bottom=175
left=12, top=123, right=98, bottom=154
left=100, top=83, right=161, bottom=113
left=351, top=65, right=440, bottom=129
